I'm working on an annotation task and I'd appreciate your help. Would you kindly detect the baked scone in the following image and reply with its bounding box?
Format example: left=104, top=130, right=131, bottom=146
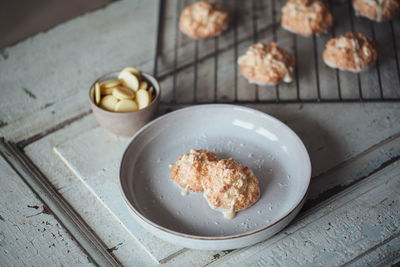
left=323, top=32, right=378, bottom=73
left=353, top=0, right=400, bottom=22
left=281, top=0, right=333, bottom=36
left=171, top=149, right=219, bottom=193
left=238, top=42, right=295, bottom=85
left=179, top=1, right=228, bottom=39
left=202, top=158, right=260, bottom=218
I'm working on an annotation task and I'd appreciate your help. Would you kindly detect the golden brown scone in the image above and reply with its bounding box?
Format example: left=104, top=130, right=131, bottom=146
left=202, top=158, right=260, bottom=213
left=323, top=32, right=378, bottom=73
left=353, top=0, right=400, bottom=22
left=171, top=149, right=219, bottom=192
left=238, top=42, right=295, bottom=86
left=179, top=1, right=228, bottom=39
left=281, top=0, right=333, bottom=36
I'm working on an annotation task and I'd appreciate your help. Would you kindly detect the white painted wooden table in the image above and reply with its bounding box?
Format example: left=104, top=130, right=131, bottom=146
left=1, top=0, right=399, bottom=266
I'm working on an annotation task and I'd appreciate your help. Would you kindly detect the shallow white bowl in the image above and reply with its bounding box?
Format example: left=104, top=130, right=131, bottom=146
left=119, top=104, right=311, bottom=250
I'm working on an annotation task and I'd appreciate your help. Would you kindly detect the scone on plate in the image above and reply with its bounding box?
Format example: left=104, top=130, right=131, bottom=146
left=238, top=42, right=295, bottom=86
left=179, top=1, right=229, bottom=39
left=353, top=0, right=400, bottom=22
left=323, top=32, right=378, bottom=73
left=202, top=158, right=260, bottom=219
left=171, top=149, right=219, bottom=193
left=281, top=0, right=333, bottom=36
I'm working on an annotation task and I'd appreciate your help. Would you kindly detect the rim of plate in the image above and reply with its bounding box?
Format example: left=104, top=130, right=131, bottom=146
left=119, top=104, right=311, bottom=240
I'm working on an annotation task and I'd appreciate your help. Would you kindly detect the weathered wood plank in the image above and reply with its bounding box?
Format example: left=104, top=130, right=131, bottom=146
left=53, top=127, right=184, bottom=262
left=1, top=139, right=120, bottom=266
left=210, top=160, right=400, bottom=266
left=0, top=155, right=89, bottom=266
left=245, top=103, right=400, bottom=177
left=23, top=102, right=400, bottom=265
left=0, top=0, right=158, bottom=142
left=308, top=132, right=400, bottom=202
left=346, top=235, right=400, bottom=266
left=23, top=113, right=229, bottom=266
left=24, top=116, right=156, bottom=266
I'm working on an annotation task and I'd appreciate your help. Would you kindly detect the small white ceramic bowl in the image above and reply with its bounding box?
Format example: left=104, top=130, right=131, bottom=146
left=119, top=104, right=311, bottom=250
left=89, top=71, right=160, bottom=137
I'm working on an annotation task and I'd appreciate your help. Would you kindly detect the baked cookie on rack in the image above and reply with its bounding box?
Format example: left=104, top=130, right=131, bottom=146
left=281, top=0, right=333, bottom=36
left=202, top=158, right=260, bottom=219
left=238, top=42, right=295, bottom=85
left=323, top=32, right=378, bottom=73
left=353, top=0, right=400, bottom=22
left=179, top=1, right=228, bottom=39
left=171, top=149, right=219, bottom=193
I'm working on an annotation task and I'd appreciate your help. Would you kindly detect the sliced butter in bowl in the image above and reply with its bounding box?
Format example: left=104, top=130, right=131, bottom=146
left=115, top=99, right=138, bottom=113
left=118, top=71, right=140, bottom=92
left=121, top=66, right=142, bottom=80
left=95, top=82, right=101, bottom=104
left=100, top=78, right=121, bottom=88
left=112, top=86, right=135, bottom=100
left=100, top=95, right=119, bottom=111
left=136, top=89, right=151, bottom=109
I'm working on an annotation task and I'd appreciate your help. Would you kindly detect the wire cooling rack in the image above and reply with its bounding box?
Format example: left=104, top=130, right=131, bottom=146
left=153, top=0, right=400, bottom=104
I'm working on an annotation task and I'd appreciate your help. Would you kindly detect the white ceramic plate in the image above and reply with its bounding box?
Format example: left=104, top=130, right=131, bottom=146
left=119, top=104, right=311, bottom=250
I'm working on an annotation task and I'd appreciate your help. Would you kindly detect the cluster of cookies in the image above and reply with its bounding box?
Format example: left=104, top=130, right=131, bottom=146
left=178, top=0, right=397, bottom=84
left=170, top=149, right=260, bottom=219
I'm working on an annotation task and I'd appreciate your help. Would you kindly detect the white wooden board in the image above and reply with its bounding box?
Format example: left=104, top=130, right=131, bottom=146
left=24, top=114, right=229, bottom=266
left=23, top=116, right=157, bottom=266
left=53, top=127, right=184, bottom=263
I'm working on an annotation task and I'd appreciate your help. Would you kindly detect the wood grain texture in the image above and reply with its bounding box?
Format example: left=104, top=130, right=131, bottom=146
left=1, top=0, right=400, bottom=265
left=1, top=139, right=120, bottom=266
left=23, top=102, right=400, bottom=265
left=53, top=127, right=184, bottom=263
left=23, top=112, right=237, bottom=266
left=0, top=0, right=158, bottom=142
left=24, top=116, right=157, bottom=266
left=209, top=160, right=400, bottom=266
left=0, top=155, right=89, bottom=266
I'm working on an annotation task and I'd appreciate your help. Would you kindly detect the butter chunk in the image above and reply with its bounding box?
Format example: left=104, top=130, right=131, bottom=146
left=95, top=83, right=101, bottom=105
left=112, top=86, right=135, bottom=100
left=118, top=71, right=140, bottom=92
left=100, top=95, right=119, bottom=111
left=101, top=86, right=114, bottom=95
left=100, top=78, right=121, bottom=88
left=115, top=99, right=138, bottom=113
left=121, top=66, right=141, bottom=80
left=138, top=81, right=148, bottom=91
left=136, top=89, right=151, bottom=109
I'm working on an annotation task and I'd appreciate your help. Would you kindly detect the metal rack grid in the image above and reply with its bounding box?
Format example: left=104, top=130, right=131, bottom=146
left=153, top=0, right=400, bottom=104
